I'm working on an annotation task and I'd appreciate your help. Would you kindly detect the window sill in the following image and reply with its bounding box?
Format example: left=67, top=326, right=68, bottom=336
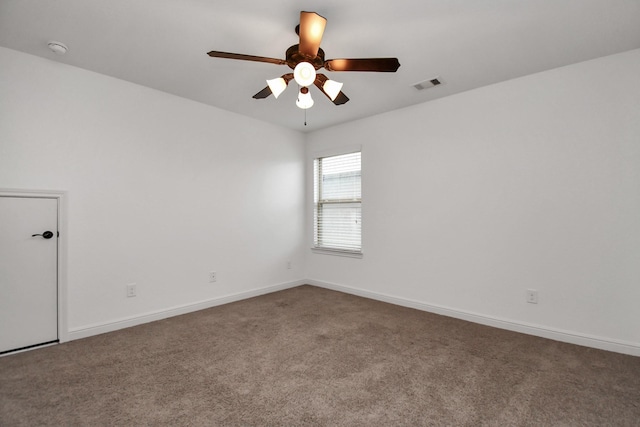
left=311, top=248, right=363, bottom=258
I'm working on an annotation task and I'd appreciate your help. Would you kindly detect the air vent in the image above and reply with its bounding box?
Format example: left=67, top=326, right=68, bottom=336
left=413, top=77, right=443, bottom=90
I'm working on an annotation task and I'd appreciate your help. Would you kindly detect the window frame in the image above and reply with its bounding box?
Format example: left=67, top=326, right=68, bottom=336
left=310, top=146, right=363, bottom=258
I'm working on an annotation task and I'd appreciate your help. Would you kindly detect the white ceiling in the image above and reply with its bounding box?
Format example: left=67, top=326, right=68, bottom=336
left=2, top=0, right=639, bottom=132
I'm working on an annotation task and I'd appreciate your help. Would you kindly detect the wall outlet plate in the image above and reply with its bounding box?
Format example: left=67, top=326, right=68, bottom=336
left=209, top=271, right=217, bottom=282
left=526, top=289, right=538, bottom=304
left=126, top=283, right=137, bottom=297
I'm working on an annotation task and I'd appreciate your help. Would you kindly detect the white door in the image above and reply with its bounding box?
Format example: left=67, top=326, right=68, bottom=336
left=0, top=196, right=58, bottom=354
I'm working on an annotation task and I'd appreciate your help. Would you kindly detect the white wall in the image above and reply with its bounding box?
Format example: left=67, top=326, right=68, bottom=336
left=0, top=47, right=306, bottom=336
left=3, top=45, right=639, bottom=355
left=305, top=49, right=640, bottom=352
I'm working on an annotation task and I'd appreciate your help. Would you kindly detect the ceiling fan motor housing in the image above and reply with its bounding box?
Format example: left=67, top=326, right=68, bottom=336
left=286, top=45, right=325, bottom=70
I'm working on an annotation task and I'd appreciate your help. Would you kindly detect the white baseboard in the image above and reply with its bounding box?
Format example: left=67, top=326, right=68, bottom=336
left=66, top=278, right=640, bottom=357
left=307, top=279, right=640, bottom=357
left=67, top=279, right=305, bottom=341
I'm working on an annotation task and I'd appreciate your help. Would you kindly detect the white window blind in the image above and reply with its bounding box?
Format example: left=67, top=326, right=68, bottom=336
left=313, top=151, right=361, bottom=253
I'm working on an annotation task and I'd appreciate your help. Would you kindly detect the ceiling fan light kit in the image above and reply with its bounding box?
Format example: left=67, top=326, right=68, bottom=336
left=207, top=11, right=400, bottom=112
left=322, top=79, right=343, bottom=101
left=293, top=61, right=316, bottom=87
left=296, top=87, right=314, bottom=109
left=266, top=77, right=288, bottom=98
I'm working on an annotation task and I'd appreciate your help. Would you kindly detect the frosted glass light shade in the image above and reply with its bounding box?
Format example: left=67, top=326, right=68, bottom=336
left=322, top=79, right=343, bottom=101
left=296, top=90, right=314, bottom=109
left=293, top=62, right=316, bottom=87
left=266, top=77, right=287, bottom=98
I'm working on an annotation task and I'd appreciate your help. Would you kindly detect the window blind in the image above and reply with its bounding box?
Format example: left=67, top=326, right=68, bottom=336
left=314, top=151, right=361, bottom=253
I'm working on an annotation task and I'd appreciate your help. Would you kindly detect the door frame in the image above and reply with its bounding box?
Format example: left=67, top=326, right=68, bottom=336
left=0, top=188, right=68, bottom=344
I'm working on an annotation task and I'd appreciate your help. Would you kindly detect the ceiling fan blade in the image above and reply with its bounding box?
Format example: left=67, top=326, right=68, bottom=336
left=252, top=86, right=273, bottom=99
left=207, top=51, right=286, bottom=66
left=253, top=73, right=295, bottom=99
left=314, top=74, right=350, bottom=105
left=298, top=11, right=327, bottom=58
left=282, top=73, right=295, bottom=83
left=331, top=91, right=350, bottom=105
left=324, top=58, right=401, bottom=72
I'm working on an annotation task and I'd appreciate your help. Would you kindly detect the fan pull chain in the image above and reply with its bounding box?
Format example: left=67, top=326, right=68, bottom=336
left=304, top=108, right=307, bottom=126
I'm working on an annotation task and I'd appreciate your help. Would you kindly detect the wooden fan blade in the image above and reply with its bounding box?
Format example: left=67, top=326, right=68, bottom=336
left=282, top=73, right=295, bottom=83
left=252, top=86, right=272, bottom=99
left=331, top=91, right=350, bottom=105
left=207, top=51, right=286, bottom=66
left=324, top=58, right=400, bottom=72
left=314, top=74, right=350, bottom=105
left=298, top=11, right=327, bottom=58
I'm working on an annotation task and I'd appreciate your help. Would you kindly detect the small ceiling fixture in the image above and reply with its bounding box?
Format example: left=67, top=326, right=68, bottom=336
left=47, top=41, right=68, bottom=55
left=207, top=11, right=400, bottom=111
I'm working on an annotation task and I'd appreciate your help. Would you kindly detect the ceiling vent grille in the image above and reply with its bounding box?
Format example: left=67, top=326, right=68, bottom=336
left=413, top=77, right=443, bottom=90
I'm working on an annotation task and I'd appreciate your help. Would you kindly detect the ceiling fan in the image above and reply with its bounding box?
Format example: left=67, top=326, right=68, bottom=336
left=207, top=11, right=400, bottom=109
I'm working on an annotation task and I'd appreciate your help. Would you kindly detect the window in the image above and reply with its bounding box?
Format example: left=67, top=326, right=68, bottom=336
left=313, top=151, right=362, bottom=254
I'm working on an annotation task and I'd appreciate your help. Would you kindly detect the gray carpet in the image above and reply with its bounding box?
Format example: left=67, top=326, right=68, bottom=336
left=1, top=285, right=639, bottom=426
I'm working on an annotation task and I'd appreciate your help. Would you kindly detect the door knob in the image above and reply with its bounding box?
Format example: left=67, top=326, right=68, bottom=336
left=32, top=231, right=54, bottom=239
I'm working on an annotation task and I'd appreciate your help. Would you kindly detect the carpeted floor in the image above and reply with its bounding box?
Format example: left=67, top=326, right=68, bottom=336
left=1, top=285, right=639, bottom=426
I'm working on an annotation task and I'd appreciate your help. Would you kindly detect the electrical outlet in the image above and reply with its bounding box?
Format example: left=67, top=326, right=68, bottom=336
left=526, top=289, right=538, bottom=304
left=126, top=283, right=137, bottom=298
left=209, top=271, right=217, bottom=283
left=287, top=261, right=291, bottom=270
